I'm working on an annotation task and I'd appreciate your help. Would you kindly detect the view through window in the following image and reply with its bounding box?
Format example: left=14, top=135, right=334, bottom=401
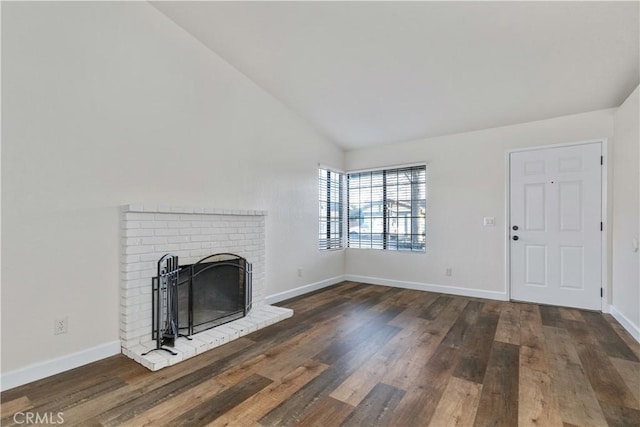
left=347, top=165, right=426, bottom=251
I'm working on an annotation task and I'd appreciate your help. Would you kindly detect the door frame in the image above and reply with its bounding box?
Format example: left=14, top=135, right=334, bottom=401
left=504, top=138, right=609, bottom=312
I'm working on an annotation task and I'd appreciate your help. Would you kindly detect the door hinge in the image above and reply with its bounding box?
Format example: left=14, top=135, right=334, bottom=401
left=601, top=288, right=603, bottom=298
left=600, top=222, right=603, bottom=231
left=601, top=155, right=604, bottom=165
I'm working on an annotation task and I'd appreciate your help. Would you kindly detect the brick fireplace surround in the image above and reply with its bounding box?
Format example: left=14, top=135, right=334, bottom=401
left=120, top=204, right=293, bottom=370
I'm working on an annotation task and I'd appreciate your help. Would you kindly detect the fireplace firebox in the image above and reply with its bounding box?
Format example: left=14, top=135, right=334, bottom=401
left=146, top=253, right=252, bottom=355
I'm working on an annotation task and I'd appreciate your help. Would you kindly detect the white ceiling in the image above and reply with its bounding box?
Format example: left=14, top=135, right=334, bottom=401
left=152, top=1, right=639, bottom=150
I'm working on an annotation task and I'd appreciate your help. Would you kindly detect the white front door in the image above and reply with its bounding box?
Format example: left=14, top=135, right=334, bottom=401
left=509, top=142, right=602, bottom=310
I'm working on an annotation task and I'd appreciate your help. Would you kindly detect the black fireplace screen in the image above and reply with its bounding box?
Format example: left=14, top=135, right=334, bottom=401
left=150, top=253, right=252, bottom=350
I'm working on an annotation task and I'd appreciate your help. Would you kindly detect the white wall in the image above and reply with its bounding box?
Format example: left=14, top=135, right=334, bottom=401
left=1, top=2, right=343, bottom=374
left=611, top=86, right=639, bottom=336
left=345, top=110, right=614, bottom=298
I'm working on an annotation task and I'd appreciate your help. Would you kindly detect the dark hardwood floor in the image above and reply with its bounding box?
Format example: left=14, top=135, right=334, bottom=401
left=1, top=281, right=639, bottom=426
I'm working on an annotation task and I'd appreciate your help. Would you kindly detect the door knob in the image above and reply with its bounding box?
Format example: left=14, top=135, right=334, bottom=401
left=512, top=236, right=519, bottom=241
left=512, top=225, right=519, bottom=231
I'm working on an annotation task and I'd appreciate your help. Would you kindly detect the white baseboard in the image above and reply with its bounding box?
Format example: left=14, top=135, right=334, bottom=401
left=1, top=340, right=121, bottom=392
left=265, top=275, right=346, bottom=305
left=609, top=305, right=640, bottom=343
left=344, top=275, right=509, bottom=301
left=266, top=274, right=508, bottom=306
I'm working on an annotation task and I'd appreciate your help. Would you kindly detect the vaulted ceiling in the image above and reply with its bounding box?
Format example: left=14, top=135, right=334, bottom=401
left=152, top=1, right=639, bottom=150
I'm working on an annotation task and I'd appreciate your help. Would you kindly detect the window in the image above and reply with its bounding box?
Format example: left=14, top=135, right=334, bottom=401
left=348, top=165, right=426, bottom=251
left=318, top=167, right=344, bottom=250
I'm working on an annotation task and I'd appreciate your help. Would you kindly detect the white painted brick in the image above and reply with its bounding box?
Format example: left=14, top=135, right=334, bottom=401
left=124, top=245, right=154, bottom=255
left=156, top=213, right=181, bottom=221
left=155, top=244, right=184, bottom=252
left=167, top=221, right=191, bottom=228
left=124, top=221, right=141, bottom=229
left=196, top=331, right=224, bottom=347
left=137, top=353, right=170, bottom=371
left=123, top=203, right=144, bottom=212
left=125, top=212, right=154, bottom=221
left=121, top=278, right=151, bottom=289
left=138, top=253, right=162, bottom=262
left=154, top=228, right=180, bottom=236
left=121, top=326, right=150, bottom=340
left=121, top=271, right=143, bottom=281
left=178, top=242, right=201, bottom=251
left=234, top=319, right=259, bottom=333
left=121, top=294, right=152, bottom=307
left=120, top=318, right=151, bottom=332
left=167, top=236, right=191, bottom=244
left=140, top=236, right=168, bottom=245
left=139, top=269, right=156, bottom=280
left=215, top=325, right=240, bottom=340
left=119, top=313, right=153, bottom=339
left=121, top=287, right=142, bottom=298
left=121, top=309, right=152, bottom=323
left=123, top=262, right=153, bottom=273
left=189, top=249, right=211, bottom=258
left=177, top=228, right=201, bottom=236
left=121, top=338, right=142, bottom=348
left=204, top=329, right=231, bottom=345
left=140, top=221, right=167, bottom=229
left=130, top=344, right=157, bottom=360
left=170, top=207, right=192, bottom=214
left=200, top=228, right=219, bottom=236
left=172, top=341, right=196, bottom=359
left=179, top=337, right=209, bottom=354
left=121, top=254, right=141, bottom=264
left=181, top=214, right=201, bottom=221
left=124, top=228, right=155, bottom=237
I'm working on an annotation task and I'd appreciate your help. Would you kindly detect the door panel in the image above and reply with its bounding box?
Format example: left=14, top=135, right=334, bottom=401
left=524, top=245, right=547, bottom=286
left=558, top=181, right=582, bottom=231
left=510, top=143, right=602, bottom=310
left=559, top=246, right=583, bottom=289
left=524, top=184, right=546, bottom=231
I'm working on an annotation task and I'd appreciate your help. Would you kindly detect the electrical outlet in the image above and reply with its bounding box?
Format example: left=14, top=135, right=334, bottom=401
left=445, top=268, right=453, bottom=277
left=54, top=317, right=68, bottom=335
left=297, top=267, right=303, bottom=277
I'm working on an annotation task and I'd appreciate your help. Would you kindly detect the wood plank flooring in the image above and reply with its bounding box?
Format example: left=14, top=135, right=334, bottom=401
left=1, top=281, right=639, bottom=426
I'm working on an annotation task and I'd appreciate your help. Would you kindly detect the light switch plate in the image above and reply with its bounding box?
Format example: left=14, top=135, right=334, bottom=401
left=483, top=217, right=495, bottom=226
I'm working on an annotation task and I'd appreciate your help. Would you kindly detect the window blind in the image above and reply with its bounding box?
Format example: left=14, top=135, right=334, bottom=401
left=348, top=165, right=426, bottom=251
left=319, top=168, right=344, bottom=250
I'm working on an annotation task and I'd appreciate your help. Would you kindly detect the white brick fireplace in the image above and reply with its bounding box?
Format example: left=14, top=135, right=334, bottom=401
left=119, top=204, right=292, bottom=370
